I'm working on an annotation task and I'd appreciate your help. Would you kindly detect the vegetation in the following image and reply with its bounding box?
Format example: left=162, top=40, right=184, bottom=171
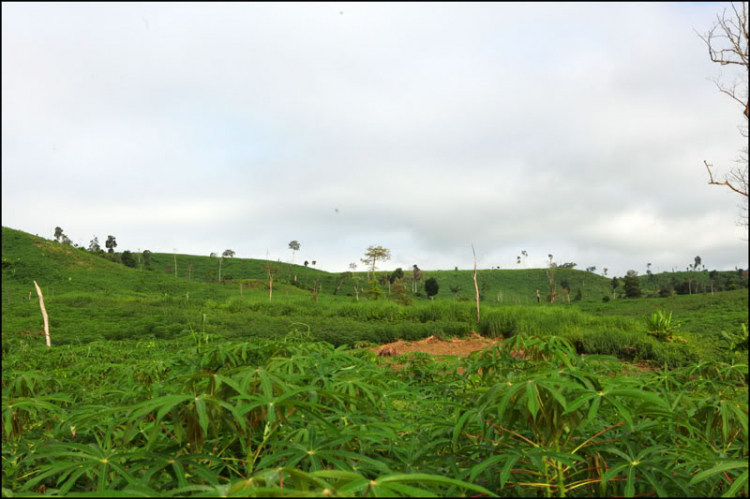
left=2, top=226, right=748, bottom=496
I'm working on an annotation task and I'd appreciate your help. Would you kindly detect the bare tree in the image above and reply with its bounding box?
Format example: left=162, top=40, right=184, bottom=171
left=698, top=1, right=749, bottom=229
left=472, top=245, right=480, bottom=323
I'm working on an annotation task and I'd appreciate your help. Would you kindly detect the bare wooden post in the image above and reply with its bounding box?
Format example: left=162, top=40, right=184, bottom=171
left=33, top=280, right=51, bottom=348
left=472, top=244, right=480, bottom=323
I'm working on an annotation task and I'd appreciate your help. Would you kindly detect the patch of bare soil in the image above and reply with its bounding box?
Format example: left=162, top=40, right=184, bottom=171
left=372, top=332, right=499, bottom=358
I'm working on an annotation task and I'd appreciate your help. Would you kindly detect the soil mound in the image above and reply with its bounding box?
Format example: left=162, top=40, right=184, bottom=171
left=373, top=333, right=498, bottom=357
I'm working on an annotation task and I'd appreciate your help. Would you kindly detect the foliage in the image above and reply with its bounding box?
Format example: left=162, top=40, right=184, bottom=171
left=645, top=309, right=685, bottom=343
left=624, top=270, right=642, bottom=298
left=424, top=277, right=439, bottom=299
left=361, top=246, right=391, bottom=274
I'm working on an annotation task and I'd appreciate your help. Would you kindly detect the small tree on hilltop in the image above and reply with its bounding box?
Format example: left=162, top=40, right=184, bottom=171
left=88, top=236, right=101, bottom=253
left=624, top=270, right=642, bottom=298
left=54, top=227, right=64, bottom=242
left=142, top=250, right=152, bottom=270
left=223, top=249, right=235, bottom=258
left=611, top=276, right=620, bottom=299
left=288, top=240, right=300, bottom=264
left=425, top=277, right=439, bottom=300
left=105, top=235, right=117, bottom=254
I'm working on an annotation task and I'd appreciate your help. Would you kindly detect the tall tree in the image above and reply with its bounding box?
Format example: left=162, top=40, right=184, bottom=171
left=361, top=245, right=391, bottom=277
left=222, top=249, right=235, bottom=258
left=105, top=235, right=117, bottom=254
left=288, top=240, right=300, bottom=264
left=54, top=227, right=64, bottom=242
left=698, top=1, right=749, bottom=229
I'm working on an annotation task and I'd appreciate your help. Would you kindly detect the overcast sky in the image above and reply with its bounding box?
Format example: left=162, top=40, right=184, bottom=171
left=2, top=2, right=748, bottom=276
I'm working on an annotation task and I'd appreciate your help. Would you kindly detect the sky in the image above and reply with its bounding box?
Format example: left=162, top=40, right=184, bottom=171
left=2, top=2, right=748, bottom=276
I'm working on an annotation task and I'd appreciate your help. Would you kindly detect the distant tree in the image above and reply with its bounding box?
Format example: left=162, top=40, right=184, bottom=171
left=349, top=262, right=357, bottom=271
left=390, top=267, right=405, bottom=283
left=121, top=250, right=136, bottom=268
left=361, top=246, right=391, bottom=277
left=585, top=266, right=596, bottom=273
left=61, top=235, right=73, bottom=246
left=142, top=250, right=152, bottom=270
left=54, top=227, right=64, bottom=242
left=558, top=262, right=577, bottom=269
left=411, top=264, right=423, bottom=293
left=304, top=260, right=309, bottom=267
left=88, top=236, right=101, bottom=253
left=391, top=278, right=412, bottom=305
left=288, top=240, right=300, bottom=264
left=603, top=268, right=608, bottom=277
left=105, top=235, right=117, bottom=254
left=548, top=254, right=556, bottom=268
left=521, top=250, right=528, bottom=267
left=222, top=249, right=235, bottom=258
left=611, top=276, right=620, bottom=299
left=517, top=255, right=522, bottom=265
left=623, top=270, right=642, bottom=298
left=692, top=256, right=702, bottom=271
left=424, top=277, right=439, bottom=300
left=312, top=260, right=316, bottom=266
left=210, top=252, right=217, bottom=258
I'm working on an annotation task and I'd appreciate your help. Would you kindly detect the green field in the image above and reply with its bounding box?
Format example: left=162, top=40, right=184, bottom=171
left=2, top=227, right=748, bottom=497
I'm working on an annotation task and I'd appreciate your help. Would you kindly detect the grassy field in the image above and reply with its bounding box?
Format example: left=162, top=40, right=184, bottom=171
left=2, top=226, right=748, bottom=496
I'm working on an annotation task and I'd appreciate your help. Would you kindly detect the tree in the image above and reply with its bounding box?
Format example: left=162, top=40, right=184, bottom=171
left=121, top=250, right=136, bottom=268
left=222, top=249, right=235, bottom=258
left=391, top=278, right=412, bottom=305
left=142, top=250, right=152, bottom=270
left=411, top=264, right=422, bottom=293
left=560, top=279, right=571, bottom=303
left=585, top=266, right=596, bottom=273
left=288, top=240, right=300, bottom=264
left=611, top=276, right=620, bottom=299
left=603, top=268, right=608, bottom=277
left=424, top=277, right=439, bottom=300
left=210, top=252, right=217, bottom=258
left=361, top=246, right=391, bottom=276
left=54, top=227, right=64, bottom=242
left=390, top=267, right=405, bottom=283
left=698, top=2, right=749, bottom=229
left=61, top=235, right=73, bottom=246
left=692, top=256, right=702, bottom=271
left=105, top=235, right=117, bottom=254
left=623, top=270, right=642, bottom=298
left=304, top=260, right=309, bottom=267
left=88, top=236, right=101, bottom=253
left=311, top=260, right=316, bottom=266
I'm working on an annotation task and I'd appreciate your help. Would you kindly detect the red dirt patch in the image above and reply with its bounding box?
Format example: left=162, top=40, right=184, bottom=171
left=372, top=333, right=499, bottom=358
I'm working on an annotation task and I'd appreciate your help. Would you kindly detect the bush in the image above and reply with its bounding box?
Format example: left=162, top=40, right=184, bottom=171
left=602, top=295, right=610, bottom=302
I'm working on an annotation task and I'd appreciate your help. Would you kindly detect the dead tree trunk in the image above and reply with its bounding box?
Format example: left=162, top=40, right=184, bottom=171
left=33, top=280, right=51, bottom=348
left=546, top=269, right=556, bottom=304
left=472, top=244, right=480, bottom=323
